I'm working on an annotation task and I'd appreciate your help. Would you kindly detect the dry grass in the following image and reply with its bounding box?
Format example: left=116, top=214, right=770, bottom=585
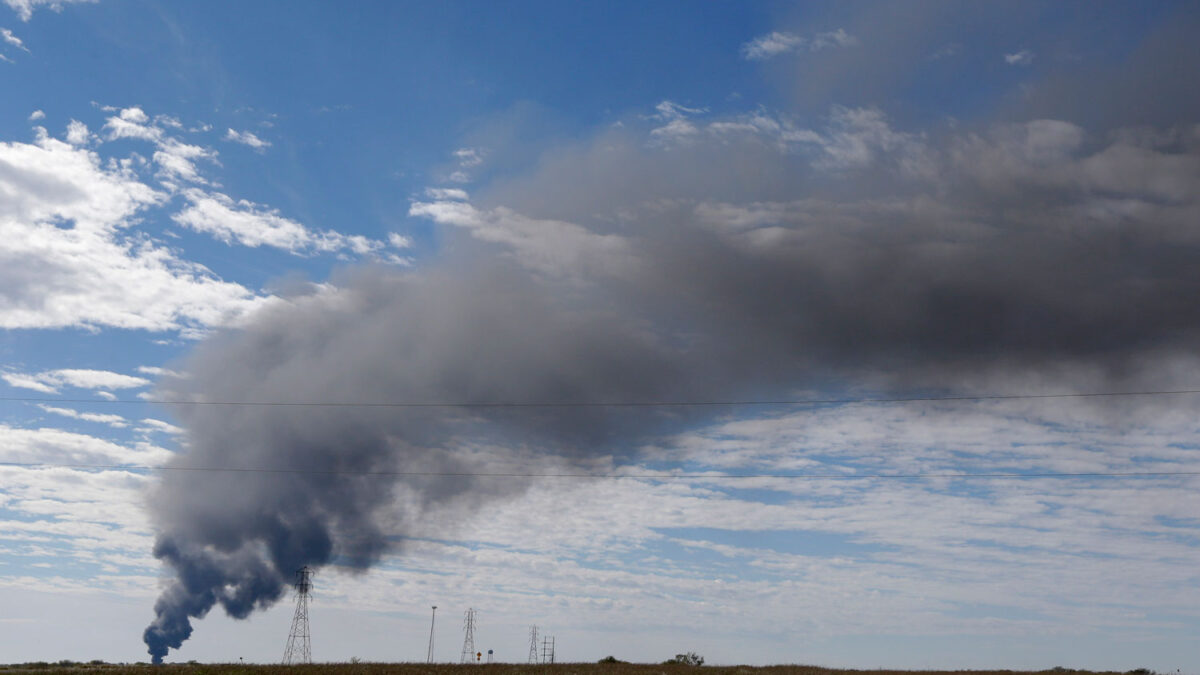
left=0, top=663, right=1135, bottom=675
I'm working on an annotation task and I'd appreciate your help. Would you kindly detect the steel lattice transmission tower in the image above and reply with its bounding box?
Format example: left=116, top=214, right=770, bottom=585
left=282, top=566, right=314, bottom=665
left=460, top=608, right=477, bottom=663
left=527, top=625, right=539, bottom=664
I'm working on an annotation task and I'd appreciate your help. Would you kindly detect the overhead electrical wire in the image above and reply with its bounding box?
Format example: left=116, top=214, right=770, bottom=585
left=3, top=388, right=1200, bottom=408
left=1, top=461, right=1197, bottom=480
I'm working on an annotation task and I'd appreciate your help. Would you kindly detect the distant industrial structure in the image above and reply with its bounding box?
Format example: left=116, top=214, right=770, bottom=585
left=541, top=635, right=556, bottom=664
left=460, top=608, right=477, bottom=663
left=282, top=566, right=314, bottom=664
left=527, top=625, right=539, bottom=663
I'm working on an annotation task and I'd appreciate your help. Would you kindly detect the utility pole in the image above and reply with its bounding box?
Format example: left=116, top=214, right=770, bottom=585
left=282, top=566, right=313, bottom=665
left=426, top=606, right=437, bottom=663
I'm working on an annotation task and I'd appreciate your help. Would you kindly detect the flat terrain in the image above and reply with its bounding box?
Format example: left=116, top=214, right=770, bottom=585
left=0, top=664, right=1136, bottom=675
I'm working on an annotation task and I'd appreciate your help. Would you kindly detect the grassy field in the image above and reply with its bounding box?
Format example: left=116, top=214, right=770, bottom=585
left=0, top=663, right=1140, bottom=675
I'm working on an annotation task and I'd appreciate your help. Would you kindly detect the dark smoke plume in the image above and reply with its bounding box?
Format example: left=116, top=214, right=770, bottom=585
left=144, top=102, right=1200, bottom=660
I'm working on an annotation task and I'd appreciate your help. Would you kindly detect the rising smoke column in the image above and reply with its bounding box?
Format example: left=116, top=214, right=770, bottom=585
left=142, top=264, right=705, bottom=662
left=145, top=110, right=1200, bottom=660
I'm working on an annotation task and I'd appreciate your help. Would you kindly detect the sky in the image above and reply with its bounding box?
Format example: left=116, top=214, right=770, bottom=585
left=2, top=0, right=1200, bottom=670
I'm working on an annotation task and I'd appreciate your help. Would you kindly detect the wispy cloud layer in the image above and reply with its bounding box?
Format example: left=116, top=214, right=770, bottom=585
left=1004, top=49, right=1035, bottom=66
left=223, top=128, right=270, bottom=151
left=3, top=0, right=95, bottom=22
left=174, top=189, right=382, bottom=256
left=4, top=368, right=151, bottom=393
left=741, top=28, right=857, bottom=60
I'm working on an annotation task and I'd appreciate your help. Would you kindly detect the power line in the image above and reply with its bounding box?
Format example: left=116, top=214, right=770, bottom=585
left=3, top=388, right=1200, bottom=409
left=1, top=460, right=1197, bottom=480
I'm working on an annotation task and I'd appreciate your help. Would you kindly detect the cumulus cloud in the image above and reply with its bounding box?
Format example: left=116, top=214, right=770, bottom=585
left=0, top=131, right=266, bottom=333
left=223, top=128, right=271, bottom=151
left=0, top=424, right=171, bottom=466
left=103, top=107, right=160, bottom=142
left=741, top=28, right=857, bottom=60
left=27, top=109, right=43, bottom=121
left=152, top=138, right=215, bottom=183
left=64, top=119, right=89, bottom=145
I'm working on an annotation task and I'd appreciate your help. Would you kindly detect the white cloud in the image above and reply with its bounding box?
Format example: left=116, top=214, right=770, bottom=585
left=102, top=107, right=161, bottom=143
left=1, top=372, right=56, bottom=393
left=173, top=188, right=383, bottom=256
left=1004, top=49, right=1035, bottom=66
left=741, top=31, right=805, bottom=60
left=4, top=368, right=151, bottom=393
left=387, top=232, right=412, bottom=249
left=36, top=405, right=128, bottom=428
left=135, top=366, right=182, bottom=378
left=64, top=119, right=89, bottom=145
left=741, top=28, right=857, bottom=60
left=2, top=26, right=29, bottom=51
left=423, top=187, right=468, bottom=201
left=0, top=425, right=171, bottom=466
left=27, top=109, right=43, bottom=121
left=138, top=418, right=184, bottom=435
left=453, top=147, right=482, bottom=167
left=99, top=107, right=218, bottom=184
left=648, top=100, right=706, bottom=145
left=152, top=138, right=215, bottom=183
left=223, top=128, right=271, bottom=151
left=3, top=0, right=95, bottom=22
left=0, top=131, right=266, bottom=333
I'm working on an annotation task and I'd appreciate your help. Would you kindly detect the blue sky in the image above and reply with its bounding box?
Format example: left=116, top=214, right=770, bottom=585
left=3, top=0, right=1200, bottom=670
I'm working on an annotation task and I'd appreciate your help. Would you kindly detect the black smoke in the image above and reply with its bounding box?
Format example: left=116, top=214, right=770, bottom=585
left=144, top=42, right=1200, bottom=664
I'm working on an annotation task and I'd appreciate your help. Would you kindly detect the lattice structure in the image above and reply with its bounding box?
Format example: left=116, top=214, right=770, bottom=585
left=541, top=636, right=555, bottom=664
left=460, top=608, right=477, bottom=663
left=282, top=566, right=314, bottom=665
left=426, top=606, right=438, bottom=663
left=527, top=625, right=539, bottom=664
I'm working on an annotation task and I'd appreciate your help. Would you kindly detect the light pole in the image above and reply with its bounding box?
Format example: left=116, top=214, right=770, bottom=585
left=426, top=606, right=437, bottom=663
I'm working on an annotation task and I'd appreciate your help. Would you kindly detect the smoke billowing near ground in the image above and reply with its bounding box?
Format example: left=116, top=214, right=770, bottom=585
left=144, top=73, right=1200, bottom=662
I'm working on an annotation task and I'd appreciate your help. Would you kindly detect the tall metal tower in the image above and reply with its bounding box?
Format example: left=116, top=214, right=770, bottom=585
left=282, top=566, right=314, bottom=665
left=541, top=636, right=555, bottom=664
left=527, top=625, right=539, bottom=664
left=426, top=606, right=438, bottom=663
left=459, top=608, right=477, bottom=663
